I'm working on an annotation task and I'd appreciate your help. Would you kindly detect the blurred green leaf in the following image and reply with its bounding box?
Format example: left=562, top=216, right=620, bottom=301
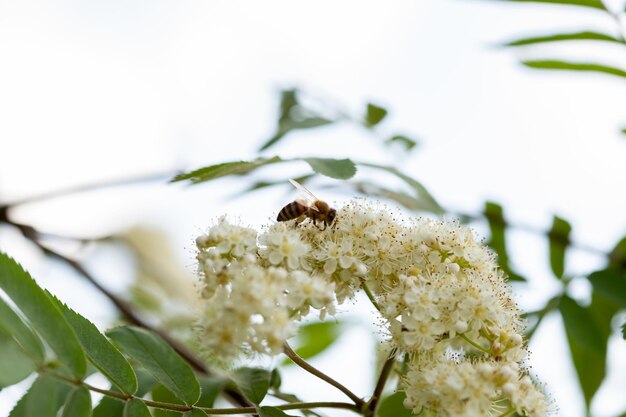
left=258, top=406, right=298, bottom=417
left=171, top=157, right=283, bottom=184
left=107, top=326, right=200, bottom=405
left=124, top=399, right=151, bottom=417
left=377, top=391, right=414, bottom=417
left=303, top=158, right=356, bottom=180
left=588, top=268, right=626, bottom=308
left=522, top=60, right=626, bottom=78
left=559, top=295, right=613, bottom=407
left=259, top=89, right=335, bottom=151
left=483, top=202, right=526, bottom=282
left=242, top=174, right=315, bottom=194
left=353, top=182, right=431, bottom=212
left=0, top=329, right=35, bottom=387
left=51, top=296, right=138, bottom=395
left=365, top=103, right=388, bottom=126
left=505, top=31, right=622, bottom=46
left=270, top=368, right=282, bottom=390
left=385, top=135, right=417, bottom=151
left=609, top=236, right=626, bottom=268
left=282, top=321, right=342, bottom=365
left=8, top=375, right=61, bottom=417
left=0, top=297, right=45, bottom=366
left=621, top=127, right=626, bottom=136
left=360, top=163, right=443, bottom=214
left=622, top=322, right=626, bottom=339
left=232, top=367, right=271, bottom=405
left=0, top=253, right=87, bottom=378
left=61, top=386, right=92, bottom=417
left=499, top=0, right=606, bottom=9
left=548, top=216, right=571, bottom=279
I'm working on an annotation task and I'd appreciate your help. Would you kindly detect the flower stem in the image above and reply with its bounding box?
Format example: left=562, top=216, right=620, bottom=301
left=497, top=406, right=517, bottom=417
left=361, top=281, right=382, bottom=313
left=283, top=342, right=364, bottom=408
left=459, top=333, right=491, bottom=354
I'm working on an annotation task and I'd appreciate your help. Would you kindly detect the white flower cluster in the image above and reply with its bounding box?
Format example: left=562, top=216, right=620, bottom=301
left=195, top=201, right=549, bottom=416
left=196, top=217, right=336, bottom=358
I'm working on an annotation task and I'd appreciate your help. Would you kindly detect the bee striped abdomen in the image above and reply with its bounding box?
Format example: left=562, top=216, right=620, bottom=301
left=277, top=202, right=307, bottom=222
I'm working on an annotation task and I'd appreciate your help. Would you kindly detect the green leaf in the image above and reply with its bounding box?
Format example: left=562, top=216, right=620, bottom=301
left=61, top=386, right=92, bottom=417
left=93, top=373, right=156, bottom=417
left=483, top=202, right=526, bottom=282
left=106, top=326, right=200, bottom=406
left=359, top=163, right=443, bottom=214
left=385, top=135, right=417, bottom=151
left=0, top=329, right=36, bottom=387
left=258, top=406, right=298, bottom=417
left=184, top=410, right=208, bottom=417
left=152, top=384, right=183, bottom=417
left=559, top=295, right=612, bottom=407
left=622, top=322, right=626, bottom=340
left=365, top=103, right=388, bottom=126
left=0, top=253, right=87, bottom=378
left=283, top=322, right=342, bottom=366
left=259, top=89, right=335, bottom=151
left=8, top=375, right=61, bottom=417
left=270, top=368, right=282, bottom=390
left=522, top=60, right=626, bottom=79
left=588, top=268, right=626, bottom=308
left=548, top=215, right=571, bottom=279
left=93, top=397, right=124, bottom=417
left=51, top=297, right=138, bottom=395
left=198, top=375, right=226, bottom=407
left=377, top=391, right=414, bottom=417
left=505, top=31, right=622, bottom=46
left=124, top=399, right=151, bottom=417
left=499, top=0, right=606, bottom=9
left=621, top=127, right=626, bottom=136
left=232, top=367, right=271, bottom=405
left=171, top=157, right=283, bottom=184
left=0, top=297, right=45, bottom=365
left=303, top=158, right=356, bottom=180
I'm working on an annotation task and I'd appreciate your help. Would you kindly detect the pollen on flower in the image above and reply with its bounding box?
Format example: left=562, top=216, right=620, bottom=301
left=194, top=199, right=549, bottom=415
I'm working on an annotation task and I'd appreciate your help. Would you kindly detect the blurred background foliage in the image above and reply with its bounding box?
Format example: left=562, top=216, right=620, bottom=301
left=0, top=0, right=625, bottom=416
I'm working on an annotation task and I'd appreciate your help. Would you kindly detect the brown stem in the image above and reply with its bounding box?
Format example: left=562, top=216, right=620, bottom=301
left=366, top=351, right=396, bottom=416
left=46, top=369, right=359, bottom=415
left=283, top=342, right=364, bottom=408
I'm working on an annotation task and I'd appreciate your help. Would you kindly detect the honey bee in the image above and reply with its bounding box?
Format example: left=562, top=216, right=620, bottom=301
left=277, top=179, right=337, bottom=230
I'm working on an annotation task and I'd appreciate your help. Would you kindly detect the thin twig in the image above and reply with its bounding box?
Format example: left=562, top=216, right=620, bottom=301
left=0, top=171, right=178, bottom=209
left=283, top=342, right=365, bottom=408
left=46, top=369, right=360, bottom=415
left=366, top=350, right=397, bottom=416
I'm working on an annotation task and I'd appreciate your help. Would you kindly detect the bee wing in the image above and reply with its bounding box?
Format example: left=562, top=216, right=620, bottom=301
left=289, top=179, right=320, bottom=212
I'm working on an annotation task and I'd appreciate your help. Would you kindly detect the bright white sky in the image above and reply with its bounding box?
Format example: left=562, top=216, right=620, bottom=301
left=1, top=1, right=626, bottom=416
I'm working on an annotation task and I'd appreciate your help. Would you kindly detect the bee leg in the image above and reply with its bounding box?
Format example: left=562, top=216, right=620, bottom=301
left=294, top=214, right=306, bottom=228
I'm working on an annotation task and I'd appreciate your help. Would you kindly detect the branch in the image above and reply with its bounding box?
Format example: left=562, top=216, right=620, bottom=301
left=365, top=351, right=397, bottom=416
left=46, top=368, right=360, bottom=415
left=283, top=342, right=365, bottom=408
left=0, top=170, right=178, bottom=209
